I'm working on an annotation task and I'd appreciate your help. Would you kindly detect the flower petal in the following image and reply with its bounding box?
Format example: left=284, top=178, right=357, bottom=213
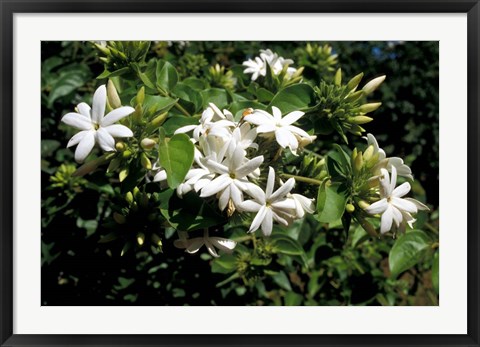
left=185, top=238, right=205, bottom=254
left=380, top=205, right=394, bottom=234
left=271, top=198, right=296, bottom=211
left=76, top=102, right=92, bottom=118
left=275, top=127, right=298, bottom=150
left=96, top=127, right=115, bottom=152
left=405, top=198, right=430, bottom=211
left=365, top=198, right=389, bottom=215
left=103, top=124, right=133, bottom=138
left=101, top=106, right=135, bottom=126
left=249, top=205, right=267, bottom=233
left=266, top=166, right=275, bottom=197
left=61, top=113, right=93, bottom=130
left=245, top=110, right=274, bottom=126
left=235, top=155, right=264, bottom=178
left=153, top=170, right=167, bottom=182
left=199, top=174, right=231, bottom=197
left=244, top=183, right=266, bottom=204
left=269, top=178, right=295, bottom=202
left=230, top=183, right=243, bottom=207
left=285, top=125, right=310, bottom=138
left=218, top=186, right=230, bottom=211
left=175, top=124, right=198, bottom=134
left=390, top=197, right=417, bottom=213
left=238, top=200, right=262, bottom=213
left=392, top=182, right=411, bottom=198
left=74, top=130, right=95, bottom=163
left=281, top=111, right=305, bottom=125
left=91, top=85, right=107, bottom=124
left=271, top=106, right=282, bottom=121
left=210, top=237, right=237, bottom=252
left=204, top=239, right=219, bottom=257
left=256, top=123, right=276, bottom=134
left=261, top=208, right=273, bottom=236
left=67, top=130, right=88, bottom=148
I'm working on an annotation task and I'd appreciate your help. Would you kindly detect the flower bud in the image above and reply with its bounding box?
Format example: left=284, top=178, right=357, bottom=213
left=152, top=234, right=163, bottom=247
left=122, top=150, right=132, bottom=159
left=140, top=138, right=156, bottom=150
left=354, top=152, right=364, bottom=173
left=334, top=68, right=342, bottom=86
left=115, top=141, right=126, bottom=152
left=350, top=115, right=373, bottom=125
left=345, top=90, right=364, bottom=103
left=362, top=75, right=386, bottom=95
left=133, top=187, right=141, bottom=201
left=358, top=200, right=370, bottom=210
left=113, top=212, right=126, bottom=224
left=358, top=102, right=382, bottom=113
left=351, top=147, right=358, bottom=162
left=140, top=152, right=152, bottom=170
left=107, top=79, right=122, bottom=109
left=125, top=191, right=134, bottom=204
left=148, top=112, right=168, bottom=129
left=107, top=157, right=122, bottom=173
left=136, top=232, right=145, bottom=246
left=346, top=72, right=364, bottom=92
left=363, top=145, right=375, bottom=162
left=133, top=104, right=143, bottom=124
left=136, top=86, right=145, bottom=105
left=346, top=203, right=355, bottom=213
left=355, top=214, right=378, bottom=237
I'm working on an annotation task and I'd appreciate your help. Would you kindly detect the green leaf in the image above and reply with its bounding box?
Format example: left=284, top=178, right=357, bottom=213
left=270, top=234, right=308, bottom=267
left=142, top=94, right=177, bottom=116
left=48, top=68, right=90, bottom=106
left=269, top=83, right=315, bottom=113
left=432, top=251, right=439, bottom=294
left=200, top=88, right=228, bottom=109
left=316, top=182, right=348, bottom=223
left=212, top=254, right=237, bottom=274
left=162, top=115, right=199, bottom=136
left=157, top=190, right=226, bottom=231
left=157, top=129, right=194, bottom=189
left=272, top=271, right=292, bottom=291
left=173, top=83, right=203, bottom=114
left=156, top=60, right=179, bottom=92
left=284, top=291, right=303, bottom=306
left=389, top=230, right=431, bottom=278
left=257, top=88, right=275, bottom=103
left=41, top=140, right=61, bottom=158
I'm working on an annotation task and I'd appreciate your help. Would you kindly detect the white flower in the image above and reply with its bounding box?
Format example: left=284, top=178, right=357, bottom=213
left=174, top=230, right=236, bottom=258
left=61, top=85, right=134, bottom=163
left=240, top=167, right=296, bottom=236
left=200, top=145, right=264, bottom=211
left=175, top=103, right=235, bottom=142
left=242, top=49, right=296, bottom=81
left=290, top=193, right=316, bottom=219
left=245, top=106, right=311, bottom=154
left=365, top=133, right=413, bottom=180
left=365, top=166, right=428, bottom=234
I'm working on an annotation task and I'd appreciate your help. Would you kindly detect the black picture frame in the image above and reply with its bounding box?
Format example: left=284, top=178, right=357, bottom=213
left=1, top=1, right=479, bottom=346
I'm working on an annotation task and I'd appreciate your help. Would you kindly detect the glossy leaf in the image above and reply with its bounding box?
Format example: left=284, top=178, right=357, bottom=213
left=389, top=230, right=431, bottom=278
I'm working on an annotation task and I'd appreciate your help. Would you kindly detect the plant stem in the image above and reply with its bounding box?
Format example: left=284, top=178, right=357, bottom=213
left=157, top=87, right=191, bottom=117
left=424, top=222, right=439, bottom=234
left=280, top=173, right=323, bottom=186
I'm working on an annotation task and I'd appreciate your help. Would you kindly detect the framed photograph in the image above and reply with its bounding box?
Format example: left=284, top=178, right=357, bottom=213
left=1, top=1, right=478, bottom=346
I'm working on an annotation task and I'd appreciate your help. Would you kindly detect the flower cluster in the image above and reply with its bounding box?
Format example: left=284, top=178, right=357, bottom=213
left=152, top=102, right=315, bottom=252
left=242, top=49, right=297, bottom=81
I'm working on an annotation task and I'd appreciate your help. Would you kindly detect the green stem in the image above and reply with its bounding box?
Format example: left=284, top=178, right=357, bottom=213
left=280, top=173, right=323, bottom=186
left=424, top=222, right=439, bottom=234
left=157, top=87, right=191, bottom=117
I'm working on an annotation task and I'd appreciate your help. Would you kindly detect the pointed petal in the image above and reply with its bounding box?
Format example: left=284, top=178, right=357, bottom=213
left=218, top=186, right=230, bottom=211
left=272, top=210, right=289, bottom=226
left=101, top=106, right=135, bottom=126
left=266, top=166, right=275, bottom=197
left=281, top=111, right=305, bottom=125
left=76, top=102, right=92, bottom=118
left=67, top=130, right=88, bottom=148
left=204, top=239, right=219, bottom=257
left=210, top=237, right=237, bottom=252
left=245, top=110, right=274, bottom=126
left=235, top=155, right=264, bottom=178
left=96, top=127, right=116, bottom=152
left=392, top=182, right=411, bottom=198
left=175, top=124, right=197, bottom=134
left=238, top=200, right=262, bottom=213
left=74, top=130, right=95, bottom=163
left=389, top=166, right=398, bottom=194
left=153, top=170, right=167, bottom=182
left=271, top=198, right=296, bottom=211
left=269, top=178, right=295, bottom=202
left=275, top=128, right=298, bottom=150
left=380, top=205, right=394, bottom=234
left=61, top=113, right=93, bottom=130
left=285, top=125, right=310, bottom=138
left=91, top=84, right=107, bottom=124
left=249, top=205, right=267, bottom=233
left=185, top=238, right=205, bottom=254
left=103, top=124, right=133, bottom=138
left=244, top=183, right=266, bottom=205
left=204, top=159, right=229, bottom=175
left=391, top=197, right=417, bottom=213
left=256, top=123, right=276, bottom=134
left=391, top=206, right=403, bottom=227
left=378, top=168, right=392, bottom=197
left=271, top=106, right=282, bottom=121
left=405, top=198, right=430, bottom=211
left=200, top=174, right=232, bottom=197
left=230, top=183, right=243, bottom=207
left=261, top=208, right=273, bottom=236
left=365, top=198, right=389, bottom=215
